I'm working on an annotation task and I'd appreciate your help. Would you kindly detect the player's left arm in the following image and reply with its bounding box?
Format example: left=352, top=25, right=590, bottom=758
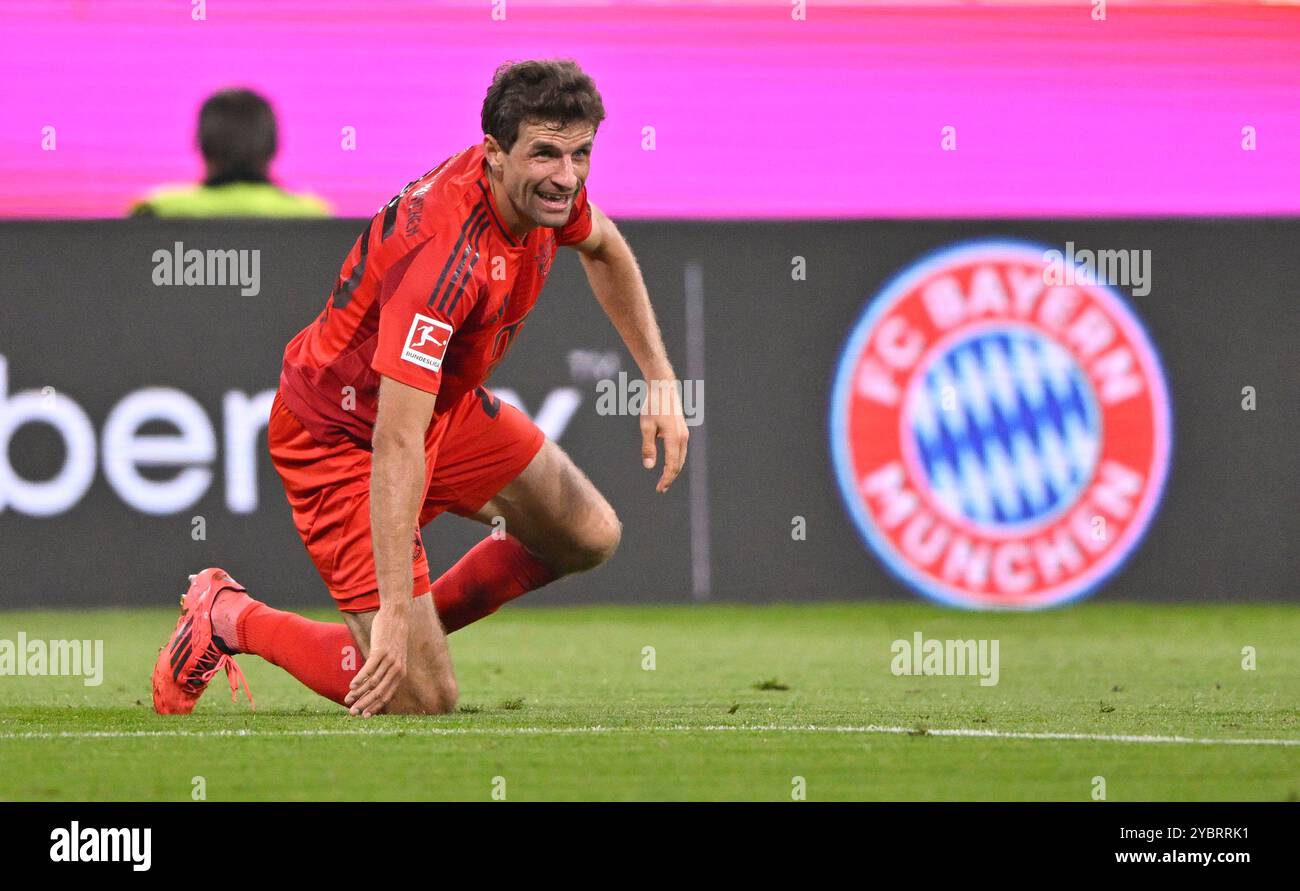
left=571, top=202, right=688, bottom=494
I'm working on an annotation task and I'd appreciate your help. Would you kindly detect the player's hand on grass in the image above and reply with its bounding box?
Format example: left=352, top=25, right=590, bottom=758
left=640, top=378, right=689, bottom=493
left=345, top=603, right=409, bottom=717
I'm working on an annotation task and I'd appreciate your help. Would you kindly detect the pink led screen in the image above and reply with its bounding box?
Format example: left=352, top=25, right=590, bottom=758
left=1, top=1, right=1298, bottom=218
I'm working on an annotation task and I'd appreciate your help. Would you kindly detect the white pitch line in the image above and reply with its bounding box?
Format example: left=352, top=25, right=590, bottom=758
left=0, top=724, right=1297, bottom=747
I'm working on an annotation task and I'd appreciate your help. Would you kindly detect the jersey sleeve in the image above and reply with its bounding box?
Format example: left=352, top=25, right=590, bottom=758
left=371, top=230, right=483, bottom=395
left=554, top=185, right=594, bottom=246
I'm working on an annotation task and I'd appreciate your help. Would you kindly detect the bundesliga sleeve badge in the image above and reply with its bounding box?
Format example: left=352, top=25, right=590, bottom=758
left=401, top=313, right=454, bottom=372
left=830, top=240, right=1172, bottom=610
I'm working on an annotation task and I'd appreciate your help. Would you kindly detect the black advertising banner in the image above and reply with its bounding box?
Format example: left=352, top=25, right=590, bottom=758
left=0, top=219, right=1295, bottom=609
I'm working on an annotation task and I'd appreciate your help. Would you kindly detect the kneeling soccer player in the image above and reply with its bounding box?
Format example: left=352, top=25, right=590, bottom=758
left=151, top=59, right=688, bottom=717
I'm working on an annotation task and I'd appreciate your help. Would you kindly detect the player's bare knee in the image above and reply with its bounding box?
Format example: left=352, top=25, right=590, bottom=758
left=439, top=675, right=460, bottom=713
left=565, top=505, right=622, bottom=574
left=407, top=676, right=458, bottom=715
left=595, top=507, right=622, bottom=564
left=423, top=690, right=458, bottom=715
left=423, top=666, right=459, bottom=714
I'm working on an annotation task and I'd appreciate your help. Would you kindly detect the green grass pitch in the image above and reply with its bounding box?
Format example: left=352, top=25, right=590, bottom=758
left=0, top=601, right=1296, bottom=801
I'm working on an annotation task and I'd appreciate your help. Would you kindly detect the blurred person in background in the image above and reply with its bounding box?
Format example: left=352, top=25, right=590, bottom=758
left=130, top=88, right=329, bottom=217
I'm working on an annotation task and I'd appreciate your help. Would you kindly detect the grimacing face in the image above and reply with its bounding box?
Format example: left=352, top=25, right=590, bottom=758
left=487, top=119, right=595, bottom=232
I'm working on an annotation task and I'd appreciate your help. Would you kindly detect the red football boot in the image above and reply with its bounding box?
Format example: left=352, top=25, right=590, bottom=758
left=151, top=568, right=255, bottom=715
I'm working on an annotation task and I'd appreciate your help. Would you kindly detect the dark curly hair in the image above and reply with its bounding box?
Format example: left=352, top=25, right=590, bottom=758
left=481, top=59, right=606, bottom=153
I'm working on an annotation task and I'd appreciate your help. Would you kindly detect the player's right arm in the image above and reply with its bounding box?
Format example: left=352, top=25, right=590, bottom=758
left=344, top=375, right=436, bottom=716
left=343, top=224, right=484, bottom=716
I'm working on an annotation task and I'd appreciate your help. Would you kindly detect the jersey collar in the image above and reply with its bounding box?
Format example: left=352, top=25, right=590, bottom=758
left=477, top=165, right=522, bottom=248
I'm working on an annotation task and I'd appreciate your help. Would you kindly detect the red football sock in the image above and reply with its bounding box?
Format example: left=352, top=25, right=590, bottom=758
left=430, top=534, right=559, bottom=633
left=230, top=601, right=361, bottom=706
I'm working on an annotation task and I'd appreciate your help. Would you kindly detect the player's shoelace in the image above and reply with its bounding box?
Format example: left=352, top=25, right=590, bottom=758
left=189, top=645, right=255, bottom=709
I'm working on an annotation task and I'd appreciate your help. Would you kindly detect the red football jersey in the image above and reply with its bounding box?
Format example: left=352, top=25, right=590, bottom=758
left=279, top=144, right=593, bottom=446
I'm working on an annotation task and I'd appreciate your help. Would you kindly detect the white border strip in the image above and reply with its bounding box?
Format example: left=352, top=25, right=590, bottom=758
left=1, top=724, right=1296, bottom=747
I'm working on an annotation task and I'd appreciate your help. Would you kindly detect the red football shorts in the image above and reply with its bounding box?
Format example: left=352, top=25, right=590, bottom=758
left=268, top=386, right=545, bottom=613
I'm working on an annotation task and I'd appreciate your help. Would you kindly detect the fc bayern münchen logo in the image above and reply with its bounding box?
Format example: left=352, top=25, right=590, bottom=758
left=830, top=240, right=1171, bottom=609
